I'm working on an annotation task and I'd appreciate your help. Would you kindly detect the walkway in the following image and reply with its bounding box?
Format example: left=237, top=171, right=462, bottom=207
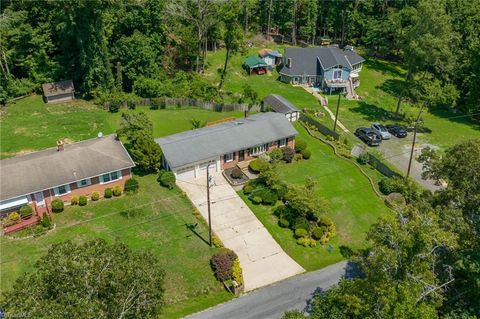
left=185, top=261, right=353, bottom=319
left=177, top=173, right=305, bottom=292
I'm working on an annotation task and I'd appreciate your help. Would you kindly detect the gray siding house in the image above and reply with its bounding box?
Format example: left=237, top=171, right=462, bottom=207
left=279, top=46, right=365, bottom=94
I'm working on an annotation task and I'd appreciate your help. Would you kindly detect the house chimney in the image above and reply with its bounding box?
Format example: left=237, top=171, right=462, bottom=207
left=287, top=58, right=292, bottom=68
left=56, top=139, right=64, bottom=152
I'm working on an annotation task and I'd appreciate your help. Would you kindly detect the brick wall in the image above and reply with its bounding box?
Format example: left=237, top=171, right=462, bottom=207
left=222, top=137, right=296, bottom=170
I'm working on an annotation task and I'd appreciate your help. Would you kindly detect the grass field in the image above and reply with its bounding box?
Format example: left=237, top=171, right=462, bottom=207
left=205, top=48, right=479, bottom=150
left=240, top=123, right=390, bottom=271
left=0, top=175, right=231, bottom=318
left=0, top=95, right=243, bottom=158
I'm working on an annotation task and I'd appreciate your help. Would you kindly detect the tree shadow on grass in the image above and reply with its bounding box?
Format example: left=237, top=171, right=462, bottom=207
left=350, top=101, right=404, bottom=124
left=378, top=78, right=407, bottom=99
left=185, top=223, right=210, bottom=246
left=428, top=107, right=480, bottom=132
left=365, top=59, right=404, bottom=78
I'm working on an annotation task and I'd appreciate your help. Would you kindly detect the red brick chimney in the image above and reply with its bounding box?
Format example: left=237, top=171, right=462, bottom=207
left=56, top=139, right=64, bottom=151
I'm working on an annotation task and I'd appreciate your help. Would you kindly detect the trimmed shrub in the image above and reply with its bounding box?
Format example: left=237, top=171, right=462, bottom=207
left=251, top=196, right=262, bottom=204
left=78, top=196, right=87, bottom=206
left=91, top=192, right=100, bottom=201
left=301, top=148, right=312, bottom=159
left=295, top=140, right=307, bottom=153
left=232, top=258, right=243, bottom=286
left=295, top=228, right=308, bottom=238
left=41, top=214, right=52, bottom=229
left=231, top=167, right=243, bottom=179
left=318, top=216, right=334, bottom=227
left=8, top=212, right=21, bottom=223
left=158, top=171, right=176, bottom=189
left=71, top=196, right=79, bottom=205
left=282, top=146, right=295, bottom=163
left=379, top=177, right=404, bottom=195
left=51, top=199, right=64, bottom=213
left=210, top=248, right=237, bottom=281
left=19, top=205, right=33, bottom=218
left=278, top=218, right=290, bottom=228
left=243, top=185, right=254, bottom=195
left=297, top=237, right=316, bottom=247
left=124, top=178, right=139, bottom=193
left=104, top=188, right=113, bottom=198
left=312, top=227, right=325, bottom=240
left=113, top=186, right=122, bottom=197
left=294, top=153, right=303, bottom=161
left=269, top=148, right=283, bottom=162
left=249, top=159, right=269, bottom=173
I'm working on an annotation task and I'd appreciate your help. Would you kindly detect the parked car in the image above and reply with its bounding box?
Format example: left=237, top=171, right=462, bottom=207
left=354, top=128, right=382, bottom=146
left=371, top=123, right=392, bottom=140
left=386, top=124, right=408, bottom=138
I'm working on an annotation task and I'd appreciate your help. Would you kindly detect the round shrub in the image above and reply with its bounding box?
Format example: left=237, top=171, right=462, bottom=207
left=249, top=159, right=269, bottom=173
left=294, top=153, right=303, bottom=161
left=379, top=177, right=404, bottom=195
left=269, top=148, right=283, bottom=162
left=71, top=196, right=79, bottom=205
left=78, top=196, right=87, bottom=206
left=8, top=212, right=20, bottom=223
left=51, top=199, right=64, bottom=213
left=294, top=228, right=308, bottom=238
left=251, top=196, right=262, bottom=204
left=231, top=167, right=243, bottom=179
left=158, top=171, right=176, bottom=189
left=91, top=192, right=100, bottom=201
left=300, top=148, right=311, bottom=159
left=124, top=178, right=139, bottom=193
left=295, top=140, right=307, bottom=153
left=282, top=146, right=295, bottom=163
left=243, top=185, right=254, bottom=195
left=297, top=237, right=316, bottom=247
left=318, top=216, right=334, bottom=227
left=312, top=227, right=325, bottom=240
left=104, top=188, right=113, bottom=198
left=19, top=205, right=33, bottom=218
left=278, top=217, right=290, bottom=228
left=210, top=248, right=237, bottom=282
left=113, top=186, right=122, bottom=197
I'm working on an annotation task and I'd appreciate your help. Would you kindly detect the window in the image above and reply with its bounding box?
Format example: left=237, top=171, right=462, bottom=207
left=53, top=184, right=71, bottom=196
left=100, top=171, right=122, bottom=184
left=76, top=178, right=91, bottom=188
left=224, top=153, right=234, bottom=162
left=333, top=70, right=342, bottom=79
left=278, top=138, right=287, bottom=147
left=250, top=144, right=267, bottom=156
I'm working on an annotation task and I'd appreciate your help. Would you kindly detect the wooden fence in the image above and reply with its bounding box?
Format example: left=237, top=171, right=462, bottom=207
left=299, top=113, right=340, bottom=140
left=105, top=97, right=260, bottom=113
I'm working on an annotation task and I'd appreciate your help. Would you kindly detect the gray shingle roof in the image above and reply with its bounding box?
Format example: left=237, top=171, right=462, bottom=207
left=280, top=47, right=365, bottom=76
left=156, top=112, right=298, bottom=169
left=0, top=135, right=135, bottom=201
left=42, top=80, right=75, bottom=97
left=263, top=95, right=300, bottom=114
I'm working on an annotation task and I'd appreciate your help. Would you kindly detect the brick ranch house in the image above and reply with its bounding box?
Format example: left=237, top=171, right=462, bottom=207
left=156, top=112, right=298, bottom=180
left=0, top=135, right=135, bottom=234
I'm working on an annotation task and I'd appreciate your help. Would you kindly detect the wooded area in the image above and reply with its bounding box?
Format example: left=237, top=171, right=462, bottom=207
left=0, top=0, right=479, bottom=116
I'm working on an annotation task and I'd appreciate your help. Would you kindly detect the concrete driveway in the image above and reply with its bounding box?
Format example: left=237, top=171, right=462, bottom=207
left=177, top=173, right=305, bottom=292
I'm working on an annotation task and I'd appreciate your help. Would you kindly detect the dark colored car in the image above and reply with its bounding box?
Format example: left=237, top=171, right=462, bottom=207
left=354, top=127, right=382, bottom=146
left=386, top=124, right=408, bottom=138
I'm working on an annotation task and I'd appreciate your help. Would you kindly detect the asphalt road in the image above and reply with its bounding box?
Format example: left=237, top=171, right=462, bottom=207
left=185, top=261, right=354, bottom=319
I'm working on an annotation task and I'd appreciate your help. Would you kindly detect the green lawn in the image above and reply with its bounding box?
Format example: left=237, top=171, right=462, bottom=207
left=0, top=175, right=231, bottom=318
left=240, top=123, right=391, bottom=271
left=0, top=95, right=243, bottom=158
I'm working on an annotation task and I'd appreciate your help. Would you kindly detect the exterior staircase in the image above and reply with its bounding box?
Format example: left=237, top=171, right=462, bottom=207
left=346, top=77, right=358, bottom=100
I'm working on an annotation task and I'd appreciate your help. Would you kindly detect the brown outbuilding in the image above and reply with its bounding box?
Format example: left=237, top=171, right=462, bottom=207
left=42, top=80, right=75, bottom=104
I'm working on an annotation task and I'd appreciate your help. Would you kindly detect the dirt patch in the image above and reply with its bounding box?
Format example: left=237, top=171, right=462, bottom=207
left=63, top=138, right=75, bottom=144
left=14, top=149, right=36, bottom=156
left=14, top=127, right=26, bottom=134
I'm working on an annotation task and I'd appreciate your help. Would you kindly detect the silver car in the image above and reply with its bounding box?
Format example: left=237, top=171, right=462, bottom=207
left=371, top=123, right=392, bottom=140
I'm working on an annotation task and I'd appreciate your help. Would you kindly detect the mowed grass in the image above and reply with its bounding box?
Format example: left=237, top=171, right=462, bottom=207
left=241, top=123, right=391, bottom=271
left=0, top=95, right=243, bottom=158
left=0, top=175, right=231, bottom=318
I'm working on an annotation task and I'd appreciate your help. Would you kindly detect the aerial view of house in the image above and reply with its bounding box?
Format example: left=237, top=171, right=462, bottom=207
left=279, top=46, right=364, bottom=94
left=156, top=112, right=297, bottom=179
left=0, top=135, right=135, bottom=232
left=258, top=48, right=283, bottom=69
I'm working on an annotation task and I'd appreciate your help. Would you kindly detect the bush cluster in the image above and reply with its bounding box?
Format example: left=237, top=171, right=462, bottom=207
left=104, top=188, right=113, bottom=198
left=357, top=152, right=370, bottom=165
left=249, top=159, right=269, bottom=173
left=282, top=146, right=295, bottom=163
left=295, top=140, right=307, bottom=153
left=124, top=178, right=139, bottom=193
left=379, top=177, right=405, bottom=195
left=91, top=192, right=100, bottom=201
left=113, top=186, right=122, bottom=197
left=210, top=248, right=238, bottom=282
left=51, top=199, right=64, bottom=213
left=19, top=205, right=33, bottom=218
left=297, top=237, right=317, bottom=247
left=232, top=258, right=243, bottom=286
left=249, top=188, right=278, bottom=205
left=158, top=170, right=176, bottom=189
left=294, top=228, right=308, bottom=238
left=269, top=148, right=283, bottom=162
left=78, top=196, right=87, bottom=206
left=243, top=185, right=254, bottom=195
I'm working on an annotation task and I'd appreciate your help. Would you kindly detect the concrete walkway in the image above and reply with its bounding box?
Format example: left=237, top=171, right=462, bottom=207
left=185, top=261, right=352, bottom=319
left=177, top=173, right=305, bottom=292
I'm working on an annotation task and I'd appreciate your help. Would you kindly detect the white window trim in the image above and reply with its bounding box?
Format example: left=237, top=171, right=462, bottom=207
left=251, top=144, right=267, bottom=156
left=53, top=184, right=71, bottom=197
left=279, top=138, right=287, bottom=147
left=100, top=171, right=122, bottom=184
left=224, top=153, right=234, bottom=162
left=333, top=69, right=342, bottom=80
left=76, top=178, right=92, bottom=188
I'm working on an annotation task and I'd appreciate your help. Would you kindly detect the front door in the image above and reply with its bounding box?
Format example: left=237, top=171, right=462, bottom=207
left=239, top=150, right=245, bottom=161
left=34, top=192, right=45, bottom=207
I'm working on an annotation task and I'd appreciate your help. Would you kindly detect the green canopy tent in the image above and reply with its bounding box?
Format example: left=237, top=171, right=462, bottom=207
left=244, top=56, right=268, bottom=75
